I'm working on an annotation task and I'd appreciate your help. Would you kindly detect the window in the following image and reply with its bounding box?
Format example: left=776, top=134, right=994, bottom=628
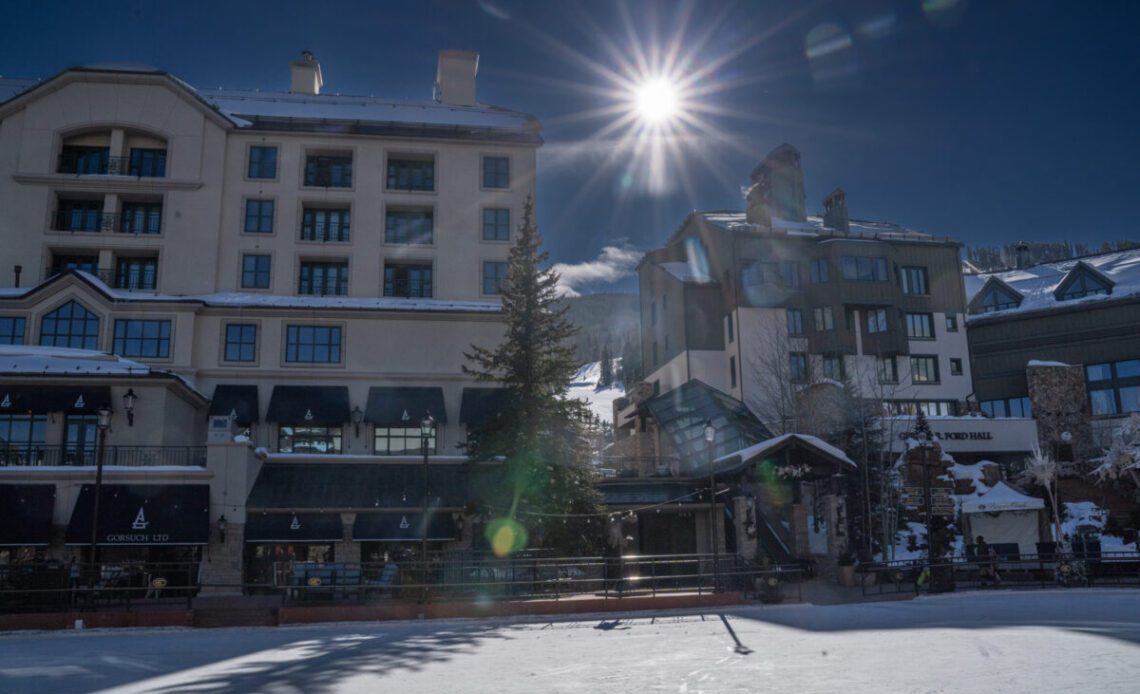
left=279, top=426, right=341, bottom=454
left=0, top=317, right=25, bottom=345
left=244, top=200, right=274, bottom=234
left=729, top=356, right=737, bottom=389
left=786, top=308, right=804, bottom=335
left=120, top=202, right=162, bottom=235
left=55, top=200, right=103, bottom=232
left=384, top=264, right=433, bottom=298
left=51, top=254, right=98, bottom=274
left=241, top=254, right=271, bottom=289
left=224, top=324, right=257, bottom=362
left=374, top=427, right=435, bottom=455
left=483, top=261, right=508, bottom=295
left=726, top=313, right=734, bottom=343
left=63, top=414, right=99, bottom=465
left=889, top=401, right=955, bottom=417
left=0, top=414, right=47, bottom=463
left=742, top=261, right=778, bottom=287
left=385, top=210, right=433, bottom=244
left=906, top=313, right=935, bottom=339
left=1057, top=270, right=1111, bottom=300
left=789, top=352, right=808, bottom=382
left=840, top=255, right=888, bottom=282
left=1086, top=359, right=1140, bottom=416
left=247, top=146, right=278, bottom=179
left=58, top=145, right=109, bottom=175
left=780, top=261, right=801, bottom=288
left=809, top=258, right=829, bottom=283
left=910, top=355, right=939, bottom=383
left=950, top=358, right=963, bottom=375
left=301, top=207, right=350, bottom=242
left=482, top=156, right=510, bottom=188
left=822, top=354, right=844, bottom=381
left=285, top=325, right=342, bottom=364
left=946, top=315, right=958, bottom=332
left=482, top=208, right=511, bottom=241
left=979, top=287, right=1019, bottom=313
left=298, top=261, right=349, bottom=296
left=866, top=308, right=889, bottom=334
left=113, top=319, right=171, bottom=358
left=980, top=397, right=1031, bottom=418
left=304, top=154, right=352, bottom=187
left=813, top=306, right=834, bottom=332
left=115, top=257, right=158, bottom=290
left=877, top=356, right=898, bottom=383
left=39, top=300, right=98, bottom=349
left=128, top=148, right=166, bottom=177
left=900, top=266, right=929, bottom=295
left=387, top=156, right=435, bottom=191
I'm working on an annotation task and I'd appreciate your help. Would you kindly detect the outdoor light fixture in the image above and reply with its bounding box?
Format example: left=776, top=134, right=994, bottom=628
left=123, top=388, right=137, bottom=426
left=420, top=412, right=435, bottom=437
left=1061, top=431, right=1073, bottom=443
left=90, top=404, right=114, bottom=564
left=703, top=418, right=720, bottom=591
left=96, top=404, right=113, bottom=431
left=703, top=419, right=716, bottom=444
left=420, top=412, right=436, bottom=570
left=351, top=405, right=364, bottom=437
left=217, top=514, right=228, bottom=544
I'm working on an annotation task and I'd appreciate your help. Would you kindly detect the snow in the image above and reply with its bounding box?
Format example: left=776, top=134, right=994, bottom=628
left=658, top=261, right=712, bottom=283
left=0, top=345, right=202, bottom=395
left=949, top=461, right=993, bottom=496
left=701, top=212, right=938, bottom=242
left=1027, top=359, right=1070, bottom=367
left=966, top=249, right=1140, bottom=321
left=961, top=481, right=1045, bottom=513
left=718, top=433, right=856, bottom=468
left=567, top=360, right=625, bottom=425
left=2, top=592, right=1138, bottom=693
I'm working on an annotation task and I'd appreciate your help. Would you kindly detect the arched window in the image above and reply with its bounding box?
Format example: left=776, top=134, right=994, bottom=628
left=39, top=301, right=99, bottom=350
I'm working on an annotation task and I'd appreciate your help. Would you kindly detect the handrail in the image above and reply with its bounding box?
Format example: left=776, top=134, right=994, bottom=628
left=0, top=446, right=206, bottom=468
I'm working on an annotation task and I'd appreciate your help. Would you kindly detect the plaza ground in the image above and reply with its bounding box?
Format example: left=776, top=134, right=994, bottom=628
left=1, top=590, right=1138, bottom=693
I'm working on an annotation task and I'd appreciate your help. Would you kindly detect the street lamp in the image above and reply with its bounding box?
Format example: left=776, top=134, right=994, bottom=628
left=703, top=419, right=719, bottom=591
left=89, top=404, right=113, bottom=564
left=420, top=412, right=435, bottom=568
left=122, top=388, right=137, bottom=427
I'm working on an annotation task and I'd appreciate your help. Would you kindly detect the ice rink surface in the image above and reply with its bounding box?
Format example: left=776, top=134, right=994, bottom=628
left=2, top=589, right=1139, bottom=693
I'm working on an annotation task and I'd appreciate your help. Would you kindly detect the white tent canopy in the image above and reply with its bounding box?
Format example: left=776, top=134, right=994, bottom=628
left=961, top=481, right=1045, bottom=513
left=962, top=482, right=1045, bottom=556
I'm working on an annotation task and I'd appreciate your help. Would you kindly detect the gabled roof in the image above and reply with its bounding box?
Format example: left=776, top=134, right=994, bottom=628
left=642, top=380, right=773, bottom=470
left=715, top=433, right=856, bottom=474
left=967, top=275, right=1024, bottom=314
left=1052, top=260, right=1115, bottom=300
left=961, top=481, right=1044, bottom=513
left=965, top=248, right=1140, bottom=321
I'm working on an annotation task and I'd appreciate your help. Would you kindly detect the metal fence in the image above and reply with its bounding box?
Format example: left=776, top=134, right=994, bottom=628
left=0, top=562, right=201, bottom=612
left=0, top=446, right=207, bottom=468
left=858, top=551, right=1140, bottom=596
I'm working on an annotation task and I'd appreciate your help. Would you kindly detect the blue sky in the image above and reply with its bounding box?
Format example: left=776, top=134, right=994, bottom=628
left=3, top=1, right=1138, bottom=294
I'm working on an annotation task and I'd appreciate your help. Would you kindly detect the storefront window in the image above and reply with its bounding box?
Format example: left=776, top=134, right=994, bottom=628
left=0, top=414, right=47, bottom=465
left=374, top=427, right=435, bottom=455
left=278, top=426, right=342, bottom=453
left=243, top=543, right=335, bottom=588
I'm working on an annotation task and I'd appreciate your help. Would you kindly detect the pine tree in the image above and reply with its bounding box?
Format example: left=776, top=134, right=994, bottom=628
left=464, top=196, right=605, bottom=556
left=598, top=343, right=614, bottom=389
left=911, top=409, right=934, bottom=443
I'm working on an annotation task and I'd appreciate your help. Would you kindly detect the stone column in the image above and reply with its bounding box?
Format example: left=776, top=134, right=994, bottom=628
left=1027, top=363, right=1094, bottom=461
left=199, top=523, right=244, bottom=594
left=339, top=513, right=360, bottom=565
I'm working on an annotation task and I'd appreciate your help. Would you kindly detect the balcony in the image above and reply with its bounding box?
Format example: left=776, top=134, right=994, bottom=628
left=57, top=153, right=166, bottom=178
left=596, top=456, right=683, bottom=479
left=52, top=209, right=114, bottom=233
left=383, top=277, right=433, bottom=299
left=45, top=266, right=114, bottom=284
left=0, top=446, right=207, bottom=468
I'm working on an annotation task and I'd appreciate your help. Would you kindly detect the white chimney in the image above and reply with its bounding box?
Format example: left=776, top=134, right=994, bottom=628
left=435, top=50, right=479, bottom=106
left=290, top=51, right=323, bottom=96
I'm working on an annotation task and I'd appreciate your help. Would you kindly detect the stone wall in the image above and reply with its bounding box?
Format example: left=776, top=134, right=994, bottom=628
left=1026, top=364, right=1094, bottom=461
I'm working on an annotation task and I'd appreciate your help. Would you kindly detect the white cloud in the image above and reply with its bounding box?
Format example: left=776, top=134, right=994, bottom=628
left=552, top=245, right=643, bottom=297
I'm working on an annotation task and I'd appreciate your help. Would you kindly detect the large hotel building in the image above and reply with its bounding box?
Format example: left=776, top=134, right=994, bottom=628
left=0, top=51, right=537, bottom=586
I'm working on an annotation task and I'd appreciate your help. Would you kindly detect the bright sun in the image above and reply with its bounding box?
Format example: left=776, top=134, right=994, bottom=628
left=634, top=77, right=679, bottom=125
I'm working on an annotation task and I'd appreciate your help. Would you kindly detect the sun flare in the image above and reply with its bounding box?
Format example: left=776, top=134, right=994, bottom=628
left=634, top=77, right=679, bottom=125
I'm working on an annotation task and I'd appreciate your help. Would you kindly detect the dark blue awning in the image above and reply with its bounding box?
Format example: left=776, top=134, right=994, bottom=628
left=365, top=387, right=447, bottom=426
left=244, top=513, right=343, bottom=543
left=0, top=484, right=56, bottom=546
left=0, top=385, right=112, bottom=414
left=265, top=386, right=350, bottom=426
left=208, top=385, right=259, bottom=426
left=459, top=388, right=509, bottom=426
left=65, top=484, right=210, bottom=545
left=352, top=512, right=457, bottom=542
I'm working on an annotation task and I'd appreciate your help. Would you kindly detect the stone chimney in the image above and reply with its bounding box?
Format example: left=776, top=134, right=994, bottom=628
left=745, top=143, right=806, bottom=225
left=822, top=188, right=849, bottom=233
left=435, top=50, right=479, bottom=106
left=1015, top=241, right=1030, bottom=269
left=290, top=51, right=323, bottom=96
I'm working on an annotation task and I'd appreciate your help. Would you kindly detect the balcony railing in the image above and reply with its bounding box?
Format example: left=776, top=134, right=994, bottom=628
left=596, top=456, right=683, bottom=479
left=57, top=153, right=166, bottom=177
left=0, top=446, right=206, bottom=468
left=383, top=278, right=434, bottom=299
left=52, top=209, right=115, bottom=233
left=45, top=266, right=114, bottom=284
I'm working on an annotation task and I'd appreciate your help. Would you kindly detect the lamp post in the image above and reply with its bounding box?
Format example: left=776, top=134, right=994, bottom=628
left=351, top=405, right=364, bottom=438
left=703, top=419, right=718, bottom=591
left=420, top=412, right=435, bottom=568
left=89, top=404, right=113, bottom=564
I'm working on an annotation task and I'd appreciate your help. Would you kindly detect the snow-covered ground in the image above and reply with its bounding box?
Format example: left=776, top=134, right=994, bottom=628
left=2, top=591, right=1139, bottom=693
left=567, top=360, right=625, bottom=425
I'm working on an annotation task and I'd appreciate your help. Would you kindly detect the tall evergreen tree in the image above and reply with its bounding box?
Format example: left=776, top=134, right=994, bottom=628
left=464, top=196, right=605, bottom=556
left=598, top=343, right=614, bottom=389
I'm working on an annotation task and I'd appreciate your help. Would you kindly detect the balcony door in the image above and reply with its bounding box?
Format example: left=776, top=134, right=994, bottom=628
left=64, top=414, right=99, bottom=465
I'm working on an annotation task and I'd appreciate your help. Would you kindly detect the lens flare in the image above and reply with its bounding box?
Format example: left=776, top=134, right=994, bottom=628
left=634, top=77, right=679, bottom=125
left=486, top=517, right=528, bottom=558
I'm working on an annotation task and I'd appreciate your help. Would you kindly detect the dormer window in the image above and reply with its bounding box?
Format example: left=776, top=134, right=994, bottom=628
left=971, top=277, right=1023, bottom=315
left=1054, top=263, right=1113, bottom=301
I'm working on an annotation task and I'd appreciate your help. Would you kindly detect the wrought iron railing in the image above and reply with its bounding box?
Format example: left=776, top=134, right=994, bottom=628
left=52, top=209, right=114, bottom=233
left=383, top=278, right=434, bottom=299
left=0, top=446, right=206, bottom=468
left=0, top=561, right=199, bottom=612
left=57, top=153, right=166, bottom=177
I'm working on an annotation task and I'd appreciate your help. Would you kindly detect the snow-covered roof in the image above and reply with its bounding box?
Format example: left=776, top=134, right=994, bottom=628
left=0, top=345, right=203, bottom=397
left=3, top=270, right=503, bottom=314
left=961, top=481, right=1044, bottom=513
left=699, top=212, right=945, bottom=243
left=965, top=248, right=1140, bottom=322
left=0, top=77, right=36, bottom=103
left=717, top=432, right=856, bottom=469
left=659, top=262, right=713, bottom=284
